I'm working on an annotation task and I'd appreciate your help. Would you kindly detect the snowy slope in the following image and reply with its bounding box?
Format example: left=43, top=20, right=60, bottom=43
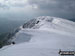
left=12, top=16, right=75, bottom=44
left=0, top=16, right=75, bottom=56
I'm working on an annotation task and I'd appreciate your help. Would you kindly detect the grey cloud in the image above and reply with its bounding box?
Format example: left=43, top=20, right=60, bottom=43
left=0, top=0, right=75, bottom=11
left=0, top=0, right=27, bottom=9
left=0, top=0, right=75, bottom=20
left=0, top=3, right=9, bottom=9
left=28, top=0, right=75, bottom=19
left=28, top=0, right=75, bottom=11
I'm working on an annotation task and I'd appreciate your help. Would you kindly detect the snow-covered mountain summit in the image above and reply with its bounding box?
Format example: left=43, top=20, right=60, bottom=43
left=23, top=16, right=75, bottom=29
left=21, top=16, right=75, bottom=34
left=0, top=16, right=75, bottom=56
left=9, top=16, right=75, bottom=44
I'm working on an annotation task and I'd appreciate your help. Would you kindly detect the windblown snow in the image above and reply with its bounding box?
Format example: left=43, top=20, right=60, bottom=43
left=0, top=16, right=75, bottom=56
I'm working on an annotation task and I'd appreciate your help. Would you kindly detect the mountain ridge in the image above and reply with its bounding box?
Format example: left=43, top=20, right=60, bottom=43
left=1, top=16, right=75, bottom=48
left=0, top=16, right=75, bottom=56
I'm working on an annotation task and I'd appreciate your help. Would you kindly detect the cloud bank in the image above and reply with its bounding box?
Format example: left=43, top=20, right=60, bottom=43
left=0, top=0, right=75, bottom=20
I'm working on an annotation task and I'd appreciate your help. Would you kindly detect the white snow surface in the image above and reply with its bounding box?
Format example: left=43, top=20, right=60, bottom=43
left=0, top=16, right=75, bottom=56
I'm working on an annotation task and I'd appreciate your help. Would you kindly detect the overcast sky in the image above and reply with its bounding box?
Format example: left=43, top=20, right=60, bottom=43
left=0, top=0, right=75, bottom=20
